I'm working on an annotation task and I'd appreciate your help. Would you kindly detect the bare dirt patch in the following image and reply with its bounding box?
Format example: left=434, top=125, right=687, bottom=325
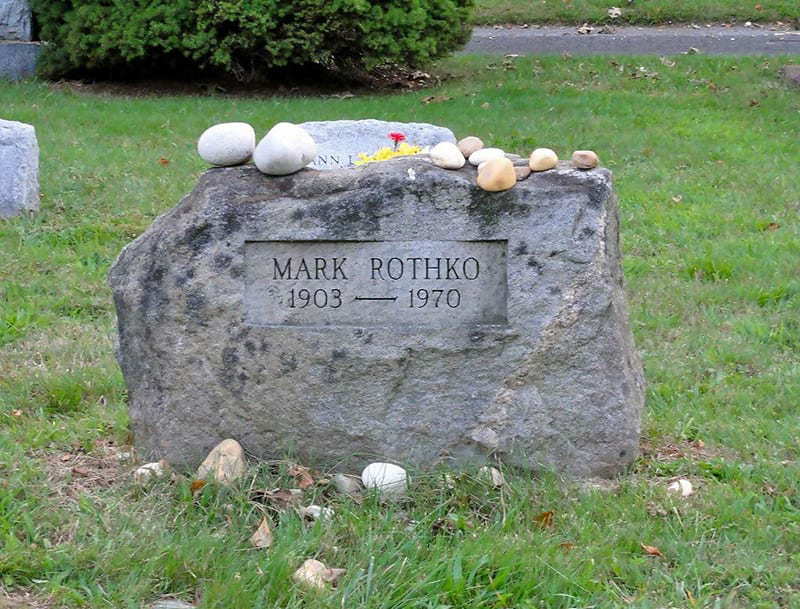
left=46, top=66, right=440, bottom=100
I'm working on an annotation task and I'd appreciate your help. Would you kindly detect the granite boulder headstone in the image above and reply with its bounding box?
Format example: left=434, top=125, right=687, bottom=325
left=110, top=157, right=644, bottom=477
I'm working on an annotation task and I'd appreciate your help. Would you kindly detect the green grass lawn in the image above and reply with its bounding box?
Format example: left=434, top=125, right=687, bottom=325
left=1, top=55, right=800, bottom=608
left=473, top=0, right=800, bottom=25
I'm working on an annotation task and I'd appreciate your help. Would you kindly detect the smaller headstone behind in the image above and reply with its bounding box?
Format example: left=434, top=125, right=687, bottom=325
left=0, top=118, right=39, bottom=218
left=0, top=0, right=32, bottom=41
left=299, top=119, right=455, bottom=170
left=0, top=0, right=40, bottom=80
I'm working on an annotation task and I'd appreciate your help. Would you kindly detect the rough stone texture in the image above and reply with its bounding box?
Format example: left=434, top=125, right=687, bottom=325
left=0, top=0, right=32, bottom=41
left=0, top=118, right=38, bottom=218
left=0, top=40, right=39, bottom=80
left=298, top=119, right=455, bottom=170
left=110, top=158, right=644, bottom=477
left=780, top=65, right=800, bottom=88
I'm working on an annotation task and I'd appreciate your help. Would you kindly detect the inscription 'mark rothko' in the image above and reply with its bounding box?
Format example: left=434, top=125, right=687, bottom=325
left=245, top=240, right=508, bottom=327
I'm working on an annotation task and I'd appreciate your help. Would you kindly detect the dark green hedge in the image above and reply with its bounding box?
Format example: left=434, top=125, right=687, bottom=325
left=31, top=0, right=474, bottom=80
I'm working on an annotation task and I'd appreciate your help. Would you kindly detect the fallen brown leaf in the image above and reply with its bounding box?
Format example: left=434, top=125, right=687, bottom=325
left=765, top=222, right=780, bottom=231
left=71, top=466, right=89, bottom=477
left=288, top=465, right=314, bottom=489
left=11, top=409, right=23, bottom=417
left=641, top=543, right=664, bottom=557
left=420, top=95, right=452, bottom=104
left=251, top=488, right=304, bottom=510
left=534, top=510, right=555, bottom=528
left=559, top=542, right=576, bottom=551
left=250, top=517, right=273, bottom=548
left=190, top=479, right=207, bottom=496
left=158, top=157, right=170, bottom=166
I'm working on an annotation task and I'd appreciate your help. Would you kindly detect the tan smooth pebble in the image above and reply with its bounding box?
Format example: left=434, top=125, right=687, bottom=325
left=529, top=148, right=558, bottom=171
left=572, top=150, right=599, bottom=169
left=457, top=136, right=484, bottom=158
left=477, top=158, right=516, bottom=192
left=196, top=438, right=246, bottom=485
left=514, top=165, right=532, bottom=181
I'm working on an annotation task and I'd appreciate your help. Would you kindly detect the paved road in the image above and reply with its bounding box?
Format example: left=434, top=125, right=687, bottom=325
left=464, top=25, right=800, bottom=56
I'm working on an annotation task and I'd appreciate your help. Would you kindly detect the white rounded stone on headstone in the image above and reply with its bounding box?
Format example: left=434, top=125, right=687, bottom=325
left=429, top=141, right=465, bottom=169
left=253, top=122, right=317, bottom=176
left=361, top=462, right=408, bottom=498
left=468, top=147, right=505, bottom=166
left=0, top=118, right=38, bottom=218
left=196, top=122, right=255, bottom=167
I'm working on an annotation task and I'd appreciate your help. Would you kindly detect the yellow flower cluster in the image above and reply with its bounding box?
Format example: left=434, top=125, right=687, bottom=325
left=354, top=142, right=422, bottom=165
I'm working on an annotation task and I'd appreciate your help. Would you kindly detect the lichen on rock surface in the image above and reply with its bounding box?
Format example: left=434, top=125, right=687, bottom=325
left=109, top=158, right=644, bottom=477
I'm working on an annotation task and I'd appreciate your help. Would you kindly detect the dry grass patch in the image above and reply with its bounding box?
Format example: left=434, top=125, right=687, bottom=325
left=39, top=438, right=130, bottom=504
left=0, top=588, right=58, bottom=609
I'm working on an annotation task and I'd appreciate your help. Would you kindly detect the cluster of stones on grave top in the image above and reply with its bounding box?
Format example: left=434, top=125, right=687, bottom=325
left=196, top=118, right=601, bottom=192
left=0, top=0, right=40, bottom=81
left=113, top=116, right=645, bottom=478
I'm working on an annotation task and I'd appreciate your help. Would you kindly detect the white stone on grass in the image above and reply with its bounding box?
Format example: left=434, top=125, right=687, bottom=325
left=133, top=461, right=168, bottom=484
left=468, top=147, right=505, bottom=166
left=149, top=600, right=195, bottom=609
left=333, top=473, right=363, bottom=496
left=361, top=462, right=408, bottom=498
left=667, top=478, right=694, bottom=497
left=254, top=122, right=316, bottom=176
left=196, top=122, right=255, bottom=167
left=292, top=559, right=346, bottom=589
left=0, top=118, right=38, bottom=218
left=429, top=141, right=465, bottom=169
left=478, top=466, right=506, bottom=488
left=300, top=504, right=335, bottom=521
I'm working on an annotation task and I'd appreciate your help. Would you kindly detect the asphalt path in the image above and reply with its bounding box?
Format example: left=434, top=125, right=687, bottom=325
left=464, top=25, right=800, bottom=56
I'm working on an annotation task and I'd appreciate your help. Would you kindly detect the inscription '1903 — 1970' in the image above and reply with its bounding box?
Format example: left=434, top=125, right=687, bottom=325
left=244, top=240, right=508, bottom=327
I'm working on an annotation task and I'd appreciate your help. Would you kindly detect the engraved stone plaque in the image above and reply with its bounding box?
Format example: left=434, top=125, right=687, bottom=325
left=245, top=240, right=508, bottom=327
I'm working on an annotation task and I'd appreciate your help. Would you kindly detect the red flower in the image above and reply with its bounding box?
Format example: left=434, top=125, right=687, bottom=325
left=389, top=132, right=406, bottom=143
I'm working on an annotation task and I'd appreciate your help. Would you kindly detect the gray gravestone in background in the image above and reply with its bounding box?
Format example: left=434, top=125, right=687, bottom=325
left=110, top=158, right=644, bottom=477
left=0, top=0, right=31, bottom=40
left=299, top=119, right=455, bottom=170
left=0, top=0, right=40, bottom=80
left=0, top=118, right=39, bottom=218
